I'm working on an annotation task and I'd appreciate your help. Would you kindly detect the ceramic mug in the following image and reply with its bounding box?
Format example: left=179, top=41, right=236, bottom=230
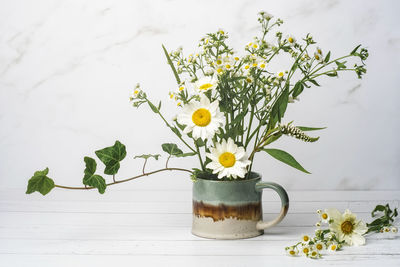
left=192, top=172, right=289, bottom=239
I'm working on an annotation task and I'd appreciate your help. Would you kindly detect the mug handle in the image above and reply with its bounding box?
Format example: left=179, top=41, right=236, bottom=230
left=255, top=182, right=289, bottom=230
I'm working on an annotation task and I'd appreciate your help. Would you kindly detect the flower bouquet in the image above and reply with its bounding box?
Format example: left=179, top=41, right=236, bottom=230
left=26, top=12, right=369, bottom=239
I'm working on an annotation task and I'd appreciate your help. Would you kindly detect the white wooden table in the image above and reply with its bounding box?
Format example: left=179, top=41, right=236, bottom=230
left=1, top=189, right=399, bottom=267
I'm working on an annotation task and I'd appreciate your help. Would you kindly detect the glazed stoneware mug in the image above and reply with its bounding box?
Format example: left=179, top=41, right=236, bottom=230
left=192, top=172, right=289, bottom=239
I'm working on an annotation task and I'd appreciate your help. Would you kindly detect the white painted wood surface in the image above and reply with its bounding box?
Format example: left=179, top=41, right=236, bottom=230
left=0, top=189, right=399, bottom=267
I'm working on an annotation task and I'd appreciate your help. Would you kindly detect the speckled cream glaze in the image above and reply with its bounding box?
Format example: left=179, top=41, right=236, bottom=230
left=192, top=173, right=289, bottom=239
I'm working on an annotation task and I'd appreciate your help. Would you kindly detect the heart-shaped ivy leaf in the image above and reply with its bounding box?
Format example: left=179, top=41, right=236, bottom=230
left=26, top=168, right=55, bottom=195
left=82, top=157, right=106, bottom=194
left=95, top=140, right=127, bottom=175
left=162, top=143, right=183, bottom=156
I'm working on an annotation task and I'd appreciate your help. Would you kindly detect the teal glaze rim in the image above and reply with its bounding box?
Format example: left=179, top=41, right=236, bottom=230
left=194, top=172, right=262, bottom=183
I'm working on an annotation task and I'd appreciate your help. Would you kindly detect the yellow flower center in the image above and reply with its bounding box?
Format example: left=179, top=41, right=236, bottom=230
left=331, top=245, right=337, bottom=251
left=219, top=152, right=236, bottom=167
left=260, top=63, right=266, bottom=69
left=134, top=90, right=139, bottom=95
left=311, top=251, right=317, bottom=257
left=288, top=37, right=294, bottom=43
left=253, top=44, right=258, bottom=48
left=322, top=213, right=328, bottom=220
left=179, top=86, right=184, bottom=91
left=244, top=65, right=250, bottom=70
left=252, top=63, right=258, bottom=67
left=217, top=68, right=223, bottom=73
left=316, top=244, right=323, bottom=250
left=192, top=108, right=211, bottom=127
left=303, top=235, right=309, bottom=242
left=278, top=72, right=284, bottom=77
left=234, top=57, right=239, bottom=61
left=302, top=247, right=309, bottom=254
left=246, top=77, right=252, bottom=83
left=225, top=64, right=231, bottom=69
left=315, top=54, right=320, bottom=60
left=199, top=83, right=213, bottom=91
left=216, top=60, right=222, bottom=65
left=317, top=48, right=322, bottom=54
left=341, top=221, right=354, bottom=235
left=289, top=250, right=296, bottom=255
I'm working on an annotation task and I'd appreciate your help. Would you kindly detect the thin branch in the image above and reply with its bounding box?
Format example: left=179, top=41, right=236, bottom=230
left=142, top=158, right=148, bottom=174
left=165, top=155, right=171, bottom=168
left=54, top=167, right=193, bottom=190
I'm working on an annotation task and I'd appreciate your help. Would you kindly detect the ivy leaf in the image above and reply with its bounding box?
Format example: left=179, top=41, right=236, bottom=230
left=162, top=143, right=184, bottom=156
left=134, top=154, right=161, bottom=160
left=95, top=140, right=127, bottom=175
left=296, top=126, right=327, bottom=131
left=262, top=148, right=310, bottom=174
left=26, top=168, right=55, bottom=196
left=82, top=157, right=106, bottom=194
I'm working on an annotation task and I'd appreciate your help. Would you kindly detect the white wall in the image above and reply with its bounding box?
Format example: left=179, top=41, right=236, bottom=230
left=1, top=0, right=399, bottom=192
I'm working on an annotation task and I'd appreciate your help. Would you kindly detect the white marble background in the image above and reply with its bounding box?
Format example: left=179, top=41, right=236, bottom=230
left=0, top=0, right=399, bottom=191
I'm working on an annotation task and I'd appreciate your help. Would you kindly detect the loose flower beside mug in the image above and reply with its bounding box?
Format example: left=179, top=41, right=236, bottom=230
left=26, top=11, right=368, bottom=195
left=286, top=204, right=398, bottom=259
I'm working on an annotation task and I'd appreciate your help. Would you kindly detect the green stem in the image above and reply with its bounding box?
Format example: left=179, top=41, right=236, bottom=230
left=195, top=143, right=205, bottom=170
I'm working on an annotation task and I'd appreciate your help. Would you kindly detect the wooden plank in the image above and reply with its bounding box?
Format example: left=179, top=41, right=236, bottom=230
left=3, top=190, right=399, bottom=202
left=0, top=254, right=399, bottom=267
left=0, top=225, right=394, bottom=241
left=0, top=211, right=377, bottom=227
left=0, top=239, right=399, bottom=256
left=0, top=200, right=398, bottom=214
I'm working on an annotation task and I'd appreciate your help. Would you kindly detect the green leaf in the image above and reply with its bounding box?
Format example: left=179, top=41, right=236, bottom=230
left=26, top=168, right=55, bottom=196
left=148, top=101, right=159, bottom=113
left=296, top=126, right=327, bottom=131
left=162, top=44, right=181, bottom=84
left=95, top=140, right=127, bottom=175
left=175, top=152, right=197, bottom=158
left=134, top=154, right=161, bottom=160
left=263, top=132, right=283, bottom=146
left=371, top=204, right=386, bottom=217
left=268, top=85, right=289, bottom=129
left=350, top=44, right=361, bottom=55
left=82, top=157, right=106, bottom=194
left=162, top=143, right=183, bottom=156
left=309, top=79, right=320, bottom=87
left=292, top=81, right=304, bottom=98
left=324, top=51, right=331, bottom=63
left=262, top=148, right=310, bottom=174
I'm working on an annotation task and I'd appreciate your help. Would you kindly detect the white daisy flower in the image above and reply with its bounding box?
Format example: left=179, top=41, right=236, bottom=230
left=300, top=244, right=311, bottom=256
left=308, top=250, right=320, bottom=259
left=286, top=247, right=298, bottom=256
left=276, top=71, right=286, bottom=79
left=314, top=52, right=324, bottom=63
left=327, top=208, right=368, bottom=246
left=320, top=209, right=330, bottom=223
left=194, top=76, right=218, bottom=93
left=177, top=95, right=224, bottom=140
left=315, top=242, right=324, bottom=251
left=328, top=242, right=339, bottom=252
left=286, top=35, right=296, bottom=46
left=206, top=138, right=251, bottom=179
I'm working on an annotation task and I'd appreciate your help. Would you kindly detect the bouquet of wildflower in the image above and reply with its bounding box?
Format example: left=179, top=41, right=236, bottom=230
left=26, top=12, right=368, bottom=195
left=286, top=204, right=398, bottom=259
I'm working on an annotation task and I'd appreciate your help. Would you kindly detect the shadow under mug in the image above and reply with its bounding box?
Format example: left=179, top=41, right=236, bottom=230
left=192, top=173, right=289, bottom=239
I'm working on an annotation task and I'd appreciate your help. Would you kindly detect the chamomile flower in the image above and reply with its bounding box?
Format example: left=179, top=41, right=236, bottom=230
left=194, top=76, right=218, bottom=93
left=300, top=244, right=311, bottom=255
left=327, top=208, right=368, bottom=246
left=130, top=89, right=141, bottom=101
left=316, top=46, right=323, bottom=55
left=315, top=242, right=324, bottom=251
left=206, top=138, right=251, bottom=179
left=286, top=247, right=298, bottom=256
left=177, top=95, right=224, bottom=140
left=286, top=35, right=296, bottom=46
left=276, top=71, right=286, bottom=79
left=259, top=11, right=273, bottom=20
left=328, top=242, right=339, bottom=252
left=314, top=52, right=324, bottom=62
left=302, top=235, right=310, bottom=243
left=309, top=250, right=320, bottom=259
left=392, top=227, right=398, bottom=233
left=319, top=210, right=330, bottom=223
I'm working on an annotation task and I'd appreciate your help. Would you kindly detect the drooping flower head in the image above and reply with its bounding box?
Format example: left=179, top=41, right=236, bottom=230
left=177, top=95, right=224, bottom=140
left=327, top=208, right=368, bottom=246
left=206, top=138, right=251, bottom=179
